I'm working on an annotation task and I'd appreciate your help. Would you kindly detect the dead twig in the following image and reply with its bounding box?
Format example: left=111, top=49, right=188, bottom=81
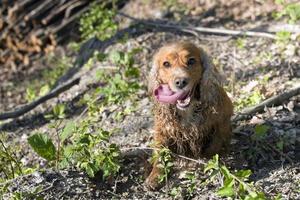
left=0, top=78, right=80, bottom=120
left=232, top=85, right=300, bottom=122
left=118, top=12, right=276, bottom=39
left=254, top=23, right=300, bottom=34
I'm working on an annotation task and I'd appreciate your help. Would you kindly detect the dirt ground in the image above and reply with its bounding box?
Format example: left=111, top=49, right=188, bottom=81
left=1, top=0, right=299, bottom=199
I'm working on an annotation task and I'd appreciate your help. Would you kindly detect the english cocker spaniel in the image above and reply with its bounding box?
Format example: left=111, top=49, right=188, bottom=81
left=146, top=41, right=233, bottom=189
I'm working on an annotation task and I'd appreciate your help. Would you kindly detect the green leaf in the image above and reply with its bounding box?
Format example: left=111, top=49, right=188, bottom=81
left=235, top=169, right=252, bottom=179
left=276, top=31, right=291, bottom=43
left=26, top=87, right=36, bottom=102
left=39, top=84, right=50, bottom=96
left=276, top=140, right=284, bottom=151
left=170, top=187, right=180, bottom=197
left=85, top=163, right=96, bottom=177
left=109, top=51, right=122, bottom=64
left=28, top=133, right=56, bottom=161
left=254, top=124, right=269, bottom=138
left=220, top=166, right=231, bottom=178
left=78, top=134, right=91, bottom=145
left=63, top=145, right=74, bottom=158
left=275, top=0, right=285, bottom=5
left=60, top=121, right=75, bottom=142
left=99, top=130, right=110, bottom=142
left=204, top=154, right=219, bottom=172
left=245, top=191, right=266, bottom=200
left=217, top=185, right=235, bottom=197
left=52, top=104, right=66, bottom=119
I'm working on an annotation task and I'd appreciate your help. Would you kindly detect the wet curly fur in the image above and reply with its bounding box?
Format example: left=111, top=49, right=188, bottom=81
left=145, top=41, right=233, bottom=189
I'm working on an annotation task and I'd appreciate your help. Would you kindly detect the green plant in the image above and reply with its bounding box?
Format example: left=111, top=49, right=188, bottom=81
left=0, top=133, right=37, bottom=198
left=185, top=171, right=197, bottom=197
left=79, top=3, right=118, bottom=41
left=28, top=133, right=57, bottom=162
left=274, top=0, right=300, bottom=24
left=25, top=87, right=37, bottom=102
left=235, top=89, right=263, bottom=111
left=45, top=104, right=66, bottom=119
left=28, top=118, right=120, bottom=179
left=0, top=134, right=23, bottom=181
left=276, top=31, right=291, bottom=46
left=62, top=120, right=121, bottom=178
left=170, top=186, right=181, bottom=198
left=27, top=120, right=67, bottom=168
left=251, top=124, right=270, bottom=141
left=81, top=48, right=141, bottom=121
left=151, top=147, right=173, bottom=185
left=235, top=38, right=246, bottom=49
left=204, top=155, right=266, bottom=199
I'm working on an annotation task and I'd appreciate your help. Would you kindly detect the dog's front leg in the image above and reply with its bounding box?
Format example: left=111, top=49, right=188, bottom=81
left=145, top=132, right=169, bottom=190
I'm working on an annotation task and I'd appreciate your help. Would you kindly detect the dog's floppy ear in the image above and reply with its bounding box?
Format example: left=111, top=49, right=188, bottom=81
left=199, top=48, right=223, bottom=104
left=148, top=54, right=160, bottom=95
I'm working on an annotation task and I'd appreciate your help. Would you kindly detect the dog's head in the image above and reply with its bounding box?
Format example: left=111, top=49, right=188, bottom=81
left=149, top=41, right=222, bottom=110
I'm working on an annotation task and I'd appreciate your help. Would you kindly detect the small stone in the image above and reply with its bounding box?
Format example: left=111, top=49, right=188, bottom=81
left=284, top=44, right=296, bottom=57
left=250, top=116, right=265, bottom=124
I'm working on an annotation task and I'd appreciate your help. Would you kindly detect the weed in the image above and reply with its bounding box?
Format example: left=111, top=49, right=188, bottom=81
left=274, top=0, right=300, bottom=24
left=0, top=133, right=36, bottom=198
left=235, top=38, right=246, bottom=49
left=81, top=48, right=142, bottom=121
left=185, top=171, right=197, bottom=197
left=235, top=89, right=263, bottom=111
left=276, top=31, right=291, bottom=46
left=204, top=155, right=266, bottom=199
left=62, top=121, right=121, bottom=178
left=28, top=119, right=121, bottom=179
left=79, top=3, right=118, bottom=41
left=0, top=134, right=23, bottom=181
left=251, top=124, right=270, bottom=141
left=151, top=147, right=173, bottom=185
left=45, top=104, right=66, bottom=120
left=170, top=186, right=181, bottom=198
left=68, top=41, right=81, bottom=52
left=28, top=133, right=57, bottom=162
left=25, top=87, right=37, bottom=102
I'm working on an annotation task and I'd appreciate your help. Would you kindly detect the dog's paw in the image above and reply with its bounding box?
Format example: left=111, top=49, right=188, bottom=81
left=144, top=174, right=161, bottom=190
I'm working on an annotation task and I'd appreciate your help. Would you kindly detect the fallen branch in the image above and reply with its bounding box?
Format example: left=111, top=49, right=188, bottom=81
left=253, top=23, right=300, bottom=34
left=118, top=12, right=276, bottom=39
left=0, top=78, right=80, bottom=120
left=232, top=85, right=300, bottom=122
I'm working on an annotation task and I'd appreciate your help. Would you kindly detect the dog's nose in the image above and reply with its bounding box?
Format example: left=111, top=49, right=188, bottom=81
left=174, top=78, right=189, bottom=89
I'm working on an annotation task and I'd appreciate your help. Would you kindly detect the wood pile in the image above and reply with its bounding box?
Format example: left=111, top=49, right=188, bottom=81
left=0, top=0, right=104, bottom=71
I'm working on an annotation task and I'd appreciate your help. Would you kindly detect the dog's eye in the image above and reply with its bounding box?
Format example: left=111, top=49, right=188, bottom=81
left=187, top=58, right=196, bottom=66
left=163, top=61, right=171, bottom=68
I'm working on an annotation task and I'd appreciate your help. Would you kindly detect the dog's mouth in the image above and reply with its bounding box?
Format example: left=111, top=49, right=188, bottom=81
left=154, top=84, right=192, bottom=109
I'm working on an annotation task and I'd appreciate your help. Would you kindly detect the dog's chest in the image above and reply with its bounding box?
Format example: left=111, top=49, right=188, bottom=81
left=157, top=104, right=204, bottom=132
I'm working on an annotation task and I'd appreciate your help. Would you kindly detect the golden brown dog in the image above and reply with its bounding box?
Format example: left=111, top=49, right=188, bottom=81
left=146, top=41, right=233, bottom=189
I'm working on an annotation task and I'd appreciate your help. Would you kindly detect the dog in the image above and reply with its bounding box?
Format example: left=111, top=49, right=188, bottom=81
left=146, top=41, right=233, bottom=189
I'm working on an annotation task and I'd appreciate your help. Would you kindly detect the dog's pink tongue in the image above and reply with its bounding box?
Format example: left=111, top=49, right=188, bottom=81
left=154, top=85, right=187, bottom=104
